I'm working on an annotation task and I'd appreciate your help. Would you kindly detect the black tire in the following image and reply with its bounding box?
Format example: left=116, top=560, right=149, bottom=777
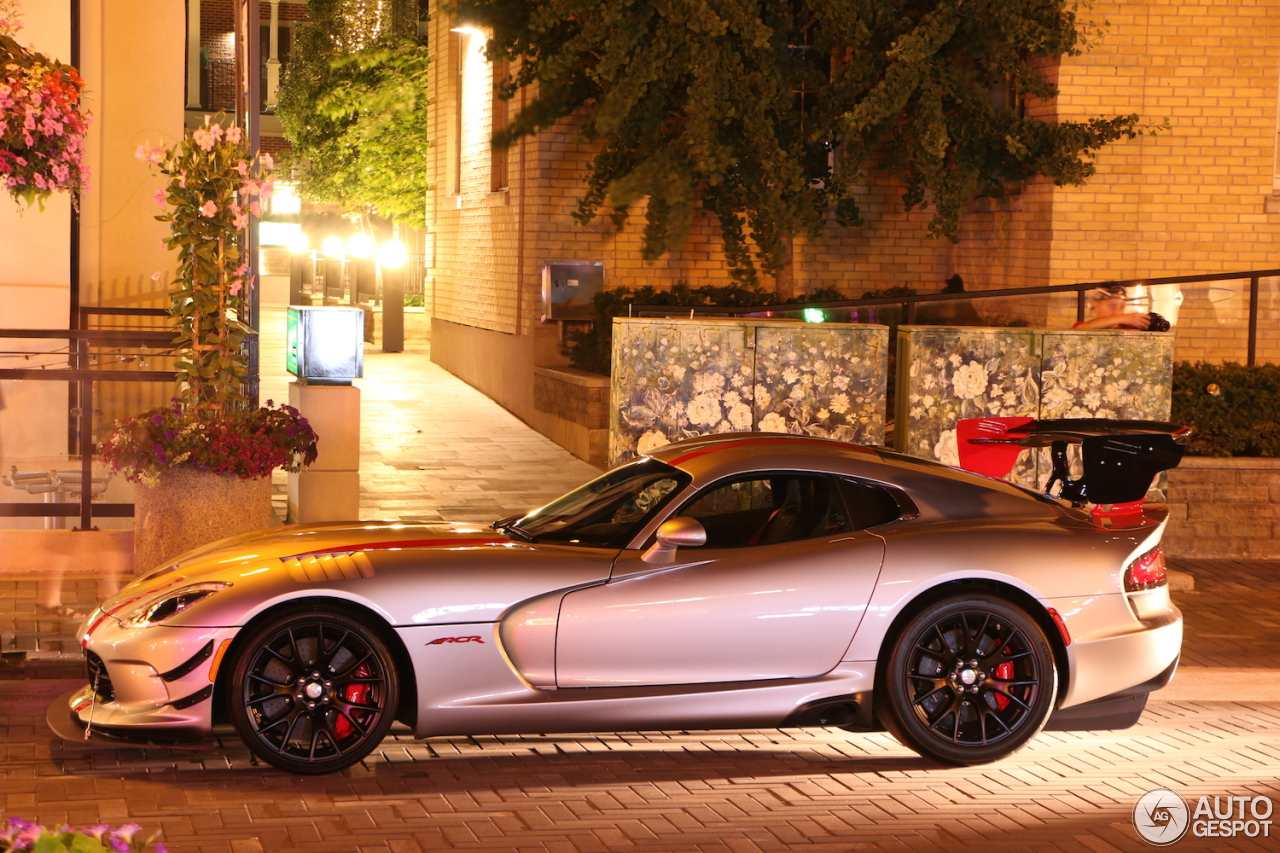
left=227, top=606, right=399, bottom=774
left=878, top=593, right=1057, bottom=765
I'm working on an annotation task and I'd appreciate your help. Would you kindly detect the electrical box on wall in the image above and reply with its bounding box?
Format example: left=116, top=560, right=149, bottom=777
left=542, top=262, right=605, bottom=321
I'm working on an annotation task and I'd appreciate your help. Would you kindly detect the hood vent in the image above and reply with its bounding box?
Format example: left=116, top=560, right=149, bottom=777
left=282, top=551, right=375, bottom=583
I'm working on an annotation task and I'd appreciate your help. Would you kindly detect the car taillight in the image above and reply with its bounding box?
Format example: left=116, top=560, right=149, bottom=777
left=1125, top=547, right=1167, bottom=591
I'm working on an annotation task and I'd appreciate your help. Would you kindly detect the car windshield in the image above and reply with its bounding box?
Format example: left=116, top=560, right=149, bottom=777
left=508, top=458, right=690, bottom=548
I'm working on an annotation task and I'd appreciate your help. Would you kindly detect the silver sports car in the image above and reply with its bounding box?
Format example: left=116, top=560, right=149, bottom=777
left=51, top=424, right=1186, bottom=774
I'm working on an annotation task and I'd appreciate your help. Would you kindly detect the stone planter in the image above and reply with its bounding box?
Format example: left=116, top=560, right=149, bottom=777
left=1164, top=456, right=1280, bottom=559
left=533, top=366, right=610, bottom=467
left=133, top=468, right=274, bottom=575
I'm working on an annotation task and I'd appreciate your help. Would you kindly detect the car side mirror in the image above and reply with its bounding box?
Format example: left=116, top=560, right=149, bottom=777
left=641, top=517, right=707, bottom=565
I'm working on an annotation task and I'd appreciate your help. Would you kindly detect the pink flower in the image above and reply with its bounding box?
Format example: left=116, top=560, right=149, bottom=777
left=153, top=188, right=165, bottom=205
left=192, top=128, right=214, bottom=152
left=235, top=160, right=249, bottom=177
left=260, top=178, right=275, bottom=200
left=225, top=126, right=243, bottom=144
left=260, top=152, right=274, bottom=171
left=199, top=199, right=217, bottom=217
left=151, top=271, right=162, bottom=281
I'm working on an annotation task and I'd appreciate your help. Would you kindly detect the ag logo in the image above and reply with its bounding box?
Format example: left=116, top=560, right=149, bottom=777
left=1134, top=787, right=1190, bottom=846
left=426, top=636, right=484, bottom=645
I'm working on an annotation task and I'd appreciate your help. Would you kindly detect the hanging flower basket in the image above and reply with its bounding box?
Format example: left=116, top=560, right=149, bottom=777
left=0, top=0, right=91, bottom=208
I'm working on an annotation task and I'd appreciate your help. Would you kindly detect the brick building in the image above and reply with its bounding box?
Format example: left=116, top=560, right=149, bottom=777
left=423, top=1, right=1280, bottom=437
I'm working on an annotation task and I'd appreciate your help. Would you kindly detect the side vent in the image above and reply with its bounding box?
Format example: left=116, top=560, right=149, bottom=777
left=282, top=551, right=375, bottom=583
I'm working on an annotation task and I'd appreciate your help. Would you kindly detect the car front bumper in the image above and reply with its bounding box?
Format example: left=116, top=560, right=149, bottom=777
left=50, top=611, right=240, bottom=742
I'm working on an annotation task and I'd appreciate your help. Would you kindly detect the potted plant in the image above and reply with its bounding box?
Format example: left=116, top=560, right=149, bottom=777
left=0, top=0, right=90, bottom=207
left=102, top=116, right=317, bottom=574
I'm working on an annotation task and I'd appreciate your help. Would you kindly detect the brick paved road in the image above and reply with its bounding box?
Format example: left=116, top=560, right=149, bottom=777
left=2, top=679, right=1277, bottom=853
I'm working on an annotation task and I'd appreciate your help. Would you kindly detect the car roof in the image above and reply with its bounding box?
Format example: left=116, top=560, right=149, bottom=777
left=645, top=432, right=1067, bottom=524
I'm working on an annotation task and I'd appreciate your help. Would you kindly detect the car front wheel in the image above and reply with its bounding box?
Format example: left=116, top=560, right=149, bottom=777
left=879, top=593, right=1057, bottom=765
left=227, top=606, right=399, bottom=774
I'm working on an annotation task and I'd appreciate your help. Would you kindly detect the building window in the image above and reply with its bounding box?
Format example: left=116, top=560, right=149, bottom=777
left=491, top=58, right=509, bottom=191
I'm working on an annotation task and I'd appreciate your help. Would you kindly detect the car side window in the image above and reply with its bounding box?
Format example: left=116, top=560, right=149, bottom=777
left=677, top=474, right=853, bottom=548
left=836, top=478, right=903, bottom=529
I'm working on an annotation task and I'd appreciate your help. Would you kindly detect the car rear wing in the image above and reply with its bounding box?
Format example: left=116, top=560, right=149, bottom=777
left=956, top=417, right=1191, bottom=508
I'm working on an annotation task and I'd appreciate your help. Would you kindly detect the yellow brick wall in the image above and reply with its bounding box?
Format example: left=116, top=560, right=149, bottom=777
left=1049, top=1, right=1280, bottom=362
left=427, top=2, right=1280, bottom=362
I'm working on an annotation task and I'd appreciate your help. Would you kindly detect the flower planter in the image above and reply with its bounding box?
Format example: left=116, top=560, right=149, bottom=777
left=132, top=468, right=273, bottom=575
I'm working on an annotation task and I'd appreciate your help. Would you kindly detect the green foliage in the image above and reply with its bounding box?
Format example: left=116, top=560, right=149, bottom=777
left=459, top=0, right=1155, bottom=286
left=1171, top=362, right=1280, bottom=457
left=137, top=118, right=273, bottom=415
left=276, top=0, right=429, bottom=224
left=120, top=121, right=317, bottom=483
left=860, top=285, right=919, bottom=299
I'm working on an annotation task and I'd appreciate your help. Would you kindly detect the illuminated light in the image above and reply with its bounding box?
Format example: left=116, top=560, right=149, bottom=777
left=320, top=235, right=346, bottom=258
left=286, top=231, right=310, bottom=254
left=802, top=307, right=826, bottom=324
left=269, top=182, right=302, bottom=215
left=450, top=25, right=485, bottom=37
left=348, top=232, right=375, bottom=257
left=259, top=221, right=302, bottom=248
left=378, top=240, right=408, bottom=269
left=207, top=638, right=234, bottom=683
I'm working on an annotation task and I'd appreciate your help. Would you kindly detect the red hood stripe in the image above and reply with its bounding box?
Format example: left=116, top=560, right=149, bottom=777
left=296, top=537, right=507, bottom=557
left=666, top=437, right=798, bottom=466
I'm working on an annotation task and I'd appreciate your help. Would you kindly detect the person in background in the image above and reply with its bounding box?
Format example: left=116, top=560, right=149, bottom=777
left=1072, top=285, right=1153, bottom=330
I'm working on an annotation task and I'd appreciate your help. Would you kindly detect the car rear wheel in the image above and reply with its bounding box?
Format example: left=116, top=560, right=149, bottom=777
left=227, top=607, right=399, bottom=774
left=879, top=593, right=1057, bottom=765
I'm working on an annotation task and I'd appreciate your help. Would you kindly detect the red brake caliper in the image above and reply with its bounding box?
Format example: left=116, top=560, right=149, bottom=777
left=333, top=663, right=372, bottom=740
left=993, top=655, right=1014, bottom=710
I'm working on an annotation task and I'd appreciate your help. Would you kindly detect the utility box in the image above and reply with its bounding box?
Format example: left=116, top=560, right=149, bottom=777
left=542, top=262, right=605, bottom=321
left=286, top=306, right=364, bottom=383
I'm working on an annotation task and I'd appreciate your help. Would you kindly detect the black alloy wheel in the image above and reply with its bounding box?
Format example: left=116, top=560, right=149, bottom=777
left=227, top=606, right=399, bottom=774
left=879, top=593, right=1057, bottom=765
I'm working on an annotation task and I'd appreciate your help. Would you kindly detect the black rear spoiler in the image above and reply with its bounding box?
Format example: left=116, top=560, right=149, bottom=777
left=957, top=417, right=1191, bottom=507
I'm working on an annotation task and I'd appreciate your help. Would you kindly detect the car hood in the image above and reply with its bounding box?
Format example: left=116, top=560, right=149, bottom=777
left=93, top=521, right=617, bottom=629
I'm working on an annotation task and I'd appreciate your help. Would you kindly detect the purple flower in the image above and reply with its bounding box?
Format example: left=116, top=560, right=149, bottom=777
left=164, top=429, right=176, bottom=440
left=111, top=823, right=142, bottom=852
left=151, top=414, right=164, bottom=426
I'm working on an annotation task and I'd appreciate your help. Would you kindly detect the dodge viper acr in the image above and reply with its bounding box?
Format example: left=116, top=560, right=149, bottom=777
left=52, top=429, right=1185, bottom=774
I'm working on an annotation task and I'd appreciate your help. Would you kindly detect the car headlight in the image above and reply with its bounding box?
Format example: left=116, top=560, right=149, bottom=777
left=117, top=582, right=233, bottom=628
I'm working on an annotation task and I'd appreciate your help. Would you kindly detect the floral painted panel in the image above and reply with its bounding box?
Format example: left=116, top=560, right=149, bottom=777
left=752, top=326, right=887, bottom=443
left=1039, top=332, right=1173, bottom=421
left=897, top=327, right=1175, bottom=491
left=610, top=319, right=889, bottom=466
left=897, top=327, right=1041, bottom=486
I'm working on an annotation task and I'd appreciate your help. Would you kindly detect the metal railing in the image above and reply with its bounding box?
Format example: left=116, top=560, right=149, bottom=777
left=0, top=307, right=258, bottom=529
left=631, top=268, right=1280, bottom=367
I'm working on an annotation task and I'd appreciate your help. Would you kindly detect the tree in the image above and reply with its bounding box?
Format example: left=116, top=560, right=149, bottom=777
left=275, top=0, right=429, bottom=225
left=457, top=0, right=1154, bottom=286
